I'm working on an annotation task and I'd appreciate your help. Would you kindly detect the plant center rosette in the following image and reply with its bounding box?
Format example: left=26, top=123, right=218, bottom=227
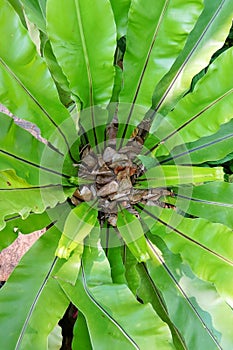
left=70, top=119, right=171, bottom=228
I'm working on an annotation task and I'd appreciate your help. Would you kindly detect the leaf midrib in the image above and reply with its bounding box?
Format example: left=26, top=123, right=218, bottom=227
left=0, top=184, right=65, bottom=191
left=120, top=0, right=171, bottom=141
left=160, top=87, right=233, bottom=145
left=0, top=149, right=70, bottom=179
left=0, top=57, right=69, bottom=155
left=155, top=0, right=227, bottom=113
left=15, top=256, right=58, bottom=350
left=140, top=262, right=187, bottom=350
left=146, top=239, right=223, bottom=350
left=74, top=0, right=98, bottom=148
left=160, top=130, right=233, bottom=164
left=81, top=264, right=140, bottom=350
left=137, top=204, right=233, bottom=266
left=174, top=193, right=233, bottom=208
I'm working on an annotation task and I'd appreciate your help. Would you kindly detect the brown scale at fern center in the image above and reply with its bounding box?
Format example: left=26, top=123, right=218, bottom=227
left=71, top=120, right=170, bottom=227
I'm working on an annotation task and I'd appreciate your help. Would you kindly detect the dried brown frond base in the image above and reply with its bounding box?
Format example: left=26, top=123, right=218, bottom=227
left=71, top=120, right=170, bottom=227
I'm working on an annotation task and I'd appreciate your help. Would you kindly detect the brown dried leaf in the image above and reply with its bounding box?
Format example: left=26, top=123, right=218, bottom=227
left=96, top=173, right=115, bottom=185
left=107, top=215, right=117, bottom=227
left=102, top=147, right=117, bottom=163
left=80, top=186, right=93, bottom=201
left=97, top=181, right=119, bottom=197
left=82, top=154, right=98, bottom=169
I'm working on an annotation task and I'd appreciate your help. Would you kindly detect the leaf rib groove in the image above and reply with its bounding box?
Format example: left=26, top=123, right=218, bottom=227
left=0, top=57, right=76, bottom=159
left=149, top=87, right=233, bottom=154
left=120, top=0, right=171, bottom=146
left=140, top=262, right=187, bottom=350
left=174, top=193, right=233, bottom=208
left=81, top=263, right=140, bottom=350
left=15, top=256, right=58, bottom=350
left=0, top=149, right=71, bottom=179
left=0, top=184, right=65, bottom=191
left=74, top=0, right=99, bottom=151
left=159, top=131, right=233, bottom=164
left=136, top=204, right=233, bottom=266
left=146, top=238, right=223, bottom=350
left=153, top=0, right=227, bottom=114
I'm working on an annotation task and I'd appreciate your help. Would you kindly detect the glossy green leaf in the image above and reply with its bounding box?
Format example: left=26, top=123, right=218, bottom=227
left=82, top=226, right=113, bottom=286
left=59, top=239, right=136, bottom=349
left=154, top=47, right=233, bottom=156
left=120, top=0, right=203, bottom=108
left=169, top=118, right=233, bottom=164
left=43, top=40, right=73, bottom=107
left=141, top=205, right=233, bottom=305
left=137, top=154, right=158, bottom=170
left=0, top=170, right=73, bottom=230
left=136, top=165, right=223, bottom=188
left=110, top=0, right=131, bottom=38
left=100, top=223, right=124, bottom=250
left=81, top=242, right=174, bottom=349
left=20, top=0, right=47, bottom=32
left=43, top=40, right=71, bottom=93
left=0, top=0, right=75, bottom=154
left=20, top=277, right=68, bottom=350
left=79, top=106, right=109, bottom=149
left=100, top=224, right=127, bottom=285
left=0, top=212, right=46, bottom=250
left=177, top=272, right=233, bottom=350
left=89, top=284, right=174, bottom=349
left=0, top=113, right=76, bottom=185
left=56, top=202, right=97, bottom=259
left=145, top=245, right=226, bottom=349
left=47, top=0, right=116, bottom=109
left=117, top=0, right=203, bottom=141
left=7, top=0, right=27, bottom=26
left=1, top=0, right=233, bottom=348
left=136, top=263, right=186, bottom=350
left=171, top=182, right=233, bottom=229
left=0, top=203, right=68, bottom=250
left=106, top=246, right=127, bottom=285
left=60, top=278, right=136, bottom=349
left=72, top=311, right=92, bottom=350
left=152, top=0, right=233, bottom=115
left=0, top=169, right=35, bottom=188
left=60, top=240, right=174, bottom=349
left=149, top=235, right=233, bottom=349
left=84, top=240, right=173, bottom=346
left=0, top=225, right=65, bottom=350
left=124, top=247, right=140, bottom=295
left=110, top=66, right=123, bottom=103
left=117, top=209, right=150, bottom=262
left=54, top=244, right=84, bottom=285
